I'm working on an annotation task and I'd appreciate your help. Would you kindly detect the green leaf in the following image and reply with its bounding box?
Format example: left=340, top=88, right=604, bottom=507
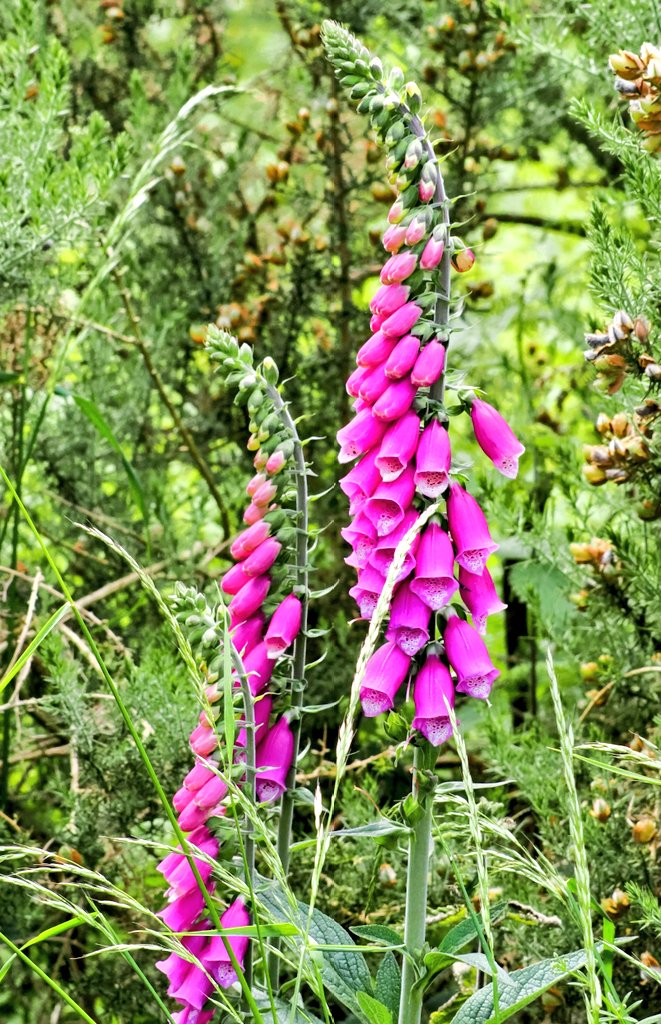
left=72, top=393, right=147, bottom=523
left=450, top=946, right=594, bottom=1024
left=0, top=603, right=69, bottom=694
left=375, top=952, right=401, bottom=1019
left=332, top=820, right=409, bottom=840
left=357, top=991, right=392, bottom=1024
left=439, top=902, right=509, bottom=955
left=0, top=370, right=21, bottom=386
left=351, top=925, right=404, bottom=948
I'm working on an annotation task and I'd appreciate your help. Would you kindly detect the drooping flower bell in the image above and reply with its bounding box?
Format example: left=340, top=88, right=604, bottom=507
left=360, top=641, right=412, bottom=717
left=446, top=482, right=498, bottom=576
left=470, top=397, right=525, bottom=479
left=412, top=654, right=455, bottom=746
left=443, top=616, right=500, bottom=700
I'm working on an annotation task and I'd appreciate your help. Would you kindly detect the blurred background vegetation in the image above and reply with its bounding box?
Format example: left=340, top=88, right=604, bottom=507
left=1, top=0, right=660, bottom=1020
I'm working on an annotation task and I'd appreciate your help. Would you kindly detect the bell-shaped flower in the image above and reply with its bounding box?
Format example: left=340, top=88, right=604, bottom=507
left=385, top=581, right=431, bottom=655
left=255, top=716, right=294, bottom=802
left=458, top=565, right=507, bottom=634
left=170, top=961, right=214, bottom=1012
left=242, top=538, right=282, bottom=577
left=470, top=398, right=525, bottom=479
left=230, top=520, right=271, bottom=561
left=360, top=641, right=411, bottom=717
left=359, top=362, right=390, bottom=405
left=384, top=334, right=421, bottom=380
left=380, top=251, right=417, bottom=284
left=242, top=640, right=276, bottom=697
left=346, top=364, right=371, bottom=397
left=381, top=301, right=422, bottom=339
left=375, top=411, right=420, bottom=481
left=220, top=562, right=251, bottom=596
left=337, top=407, right=387, bottom=463
left=412, top=654, right=455, bottom=746
left=235, top=693, right=273, bottom=752
left=373, top=378, right=417, bottom=422
left=414, top=420, right=451, bottom=497
left=443, top=616, right=500, bottom=700
left=228, top=575, right=270, bottom=625
left=370, top=282, right=410, bottom=317
left=411, top=339, right=445, bottom=387
left=420, top=229, right=445, bottom=270
left=341, top=511, right=377, bottom=568
left=158, top=885, right=207, bottom=932
left=349, top=563, right=386, bottom=619
left=340, top=449, right=381, bottom=513
left=446, top=482, right=498, bottom=575
left=189, top=723, right=217, bottom=758
left=369, top=508, right=420, bottom=581
left=205, top=898, right=251, bottom=988
left=382, top=223, right=407, bottom=252
left=230, top=614, right=265, bottom=656
left=363, top=464, right=416, bottom=536
left=265, top=594, right=302, bottom=659
left=409, top=523, right=458, bottom=609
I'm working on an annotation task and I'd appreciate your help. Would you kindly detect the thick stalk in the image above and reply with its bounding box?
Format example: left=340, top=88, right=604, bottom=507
left=398, top=746, right=435, bottom=1024
left=264, top=385, right=309, bottom=988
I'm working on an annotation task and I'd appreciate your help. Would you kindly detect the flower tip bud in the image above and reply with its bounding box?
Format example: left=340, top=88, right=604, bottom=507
left=451, top=247, right=475, bottom=273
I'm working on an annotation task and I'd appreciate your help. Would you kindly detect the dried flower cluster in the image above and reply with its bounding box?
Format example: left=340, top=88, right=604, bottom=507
left=324, top=22, right=524, bottom=745
left=610, top=43, right=661, bottom=151
left=155, top=332, right=302, bottom=1022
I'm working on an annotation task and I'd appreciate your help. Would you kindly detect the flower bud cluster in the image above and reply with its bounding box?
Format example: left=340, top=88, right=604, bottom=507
left=155, top=334, right=303, bottom=1019
left=609, top=43, right=661, bottom=151
left=583, top=309, right=653, bottom=394
left=324, top=23, right=524, bottom=745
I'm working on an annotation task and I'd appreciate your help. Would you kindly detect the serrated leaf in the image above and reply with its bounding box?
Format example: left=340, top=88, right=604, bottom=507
left=375, top=951, right=401, bottom=1019
left=357, top=991, right=392, bottom=1024
left=450, top=946, right=594, bottom=1024
left=351, top=925, right=404, bottom=948
left=508, top=559, right=571, bottom=632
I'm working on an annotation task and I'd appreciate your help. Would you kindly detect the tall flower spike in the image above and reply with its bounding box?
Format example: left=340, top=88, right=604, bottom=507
left=157, top=332, right=308, bottom=1020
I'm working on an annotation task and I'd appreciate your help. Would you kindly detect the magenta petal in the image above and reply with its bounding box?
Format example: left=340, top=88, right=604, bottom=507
left=360, top=641, right=411, bottom=717
left=411, top=339, right=446, bottom=387
left=363, top=465, right=416, bottom=537
left=384, top=334, right=421, bottom=380
left=385, top=581, right=431, bottom=655
left=265, top=594, right=302, bottom=658
left=443, top=616, right=500, bottom=700
left=412, top=654, right=455, bottom=746
left=375, top=411, right=421, bottom=482
left=447, top=482, right=498, bottom=575
left=414, top=420, right=451, bottom=497
left=255, top=717, right=294, bottom=802
left=409, top=523, right=458, bottom=610
left=471, top=398, right=525, bottom=479
left=373, top=378, right=417, bottom=422
left=458, top=565, right=507, bottom=633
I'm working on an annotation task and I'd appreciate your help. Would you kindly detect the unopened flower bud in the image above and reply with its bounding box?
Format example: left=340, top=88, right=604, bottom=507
left=451, top=247, right=476, bottom=273
left=582, top=464, right=607, bottom=485
left=262, top=356, right=279, bottom=386
left=590, top=798, right=611, bottom=822
left=595, top=412, right=612, bottom=435
left=404, top=81, right=422, bottom=113
left=633, top=817, right=657, bottom=843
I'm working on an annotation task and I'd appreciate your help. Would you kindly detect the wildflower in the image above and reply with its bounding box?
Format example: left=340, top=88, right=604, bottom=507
left=451, top=247, right=475, bottom=273
left=420, top=228, right=446, bottom=270
left=228, top=575, right=271, bottom=624
left=409, top=523, right=458, bottom=609
left=349, top=563, right=387, bottom=618
left=340, top=449, right=382, bottom=512
left=382, top=223, right=407, bottom=252
left=381, top=252, right=418, bottom=284
left=230, top=520, right=271, bottom=560
left=242, top=537, right=282, bottom=577
left=359, top=362, right=390, bottom=404
left=411, top=339, right=446, bottom=387
left=414, top=420, right=451, bottom=497
left=446, top=482, right=498, bottom=575
left=370, top=282, right=410, bottom=317
left=470, top=398, right=525, bottom=478
left=255, top=717, right=295, bottom=801
left=458, top=565, right=507, bottom=634
left=386, top=581, right=431, bottom=655
left=337, top=407, right=387, bottom=462
left=363, top=464, right=416, bottom=535
left=265, top=594, right=303, bottom=658
left=360, top=641, right=412, bottom=717
left=356, top=331, right=395, bottom=368
left=375, top=411, right=421, bottom=480
left=381, top=301, right=423, bottom=338
left=369, top=508, right=420, bottom=580
left=385, top=334, right=421, bottom=380
left=373, top=378, right=418, bottom=421
left=412, top=654, right=455, bottom=745
left=443, top=616, right=500, bottom=699
left=204, top=899, right=251, bottom=987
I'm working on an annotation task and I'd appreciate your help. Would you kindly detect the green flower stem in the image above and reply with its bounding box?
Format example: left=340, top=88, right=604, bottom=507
left=0, top=929, right=99, bottom=1024
left=398, top=744, right=436, bottom=1024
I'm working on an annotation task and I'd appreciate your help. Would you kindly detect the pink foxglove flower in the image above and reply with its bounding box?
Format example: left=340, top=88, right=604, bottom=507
left=412, top=654, right=455, bottom=746
left=255, top=716, right=295, bottom=802
left=155, top=930, right=208, bottom=996
left=363, top=464, right=416, bottom=536
left=228, top=575, right=271, bottom=624
left=158, top=827, right=218, bottom=899
left=385, top=334, right=421, bottom=380
left=356, top=331, right=395, bottom=367
left=375, top=411, right=420, bottom=481
left=359, top=641, right=411, bottom=717
left=458, top=566, right=507, bottom=634
left=189, top=722, right=217, bottom=758
left=446, top=482, right=498, bottom=575
left=373, top=378, right=417, bottom=422
left=230, top=520, right=271, bottom=561
left=221, top=562, right=251, bottom=596
left=385, top=581, right=431, bottom=655
left=470, top=398, right=525, bottom=479
left=243, top=501, right=268, bottom=526
left=369, top=509, right=420, bottom=580
left=236, top=693, right=273, bottom=752
left=414, top=420, right=451, bottom=497
left=242, top=538, right=282, bottom=577
left=411, top=339, right=446, bottom=387
left=359, top=362, right=390, bottom=404
left=205, top=898, right=251, bottom=988
left=341, top=511, right=377, bottom=568
left=443, top=616, right=500, bottom=699
left=339, top=449, right=381, bottom=512
left=337, top=408, right=387, bottom=463
left=265, top=449, right=286, bottom=474
left=230, top=614, right=265, bottom=656
left=381, top=301, right=422, bottom=339
left=370, top=283, right=410, bottom=317
left=346, top=364, right=371, bottom=397
left=170, top=963, right=213, bottom=1012
left=265, top=594, right=302, bottom=658
left=404, top=214, right=428, bottom=246
left=382, top=223, right=407, bottom=252
left=246, top=472, right=267, bottom=497
left=349, top=563, right=386, bottom=619
left=242, top=640, right=276, bottom=696
left=380, top=251, right=417, bottom=284
left=420, top=230, right=445, bottom=270
left=409, top=523, right=458, bottom=609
